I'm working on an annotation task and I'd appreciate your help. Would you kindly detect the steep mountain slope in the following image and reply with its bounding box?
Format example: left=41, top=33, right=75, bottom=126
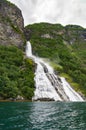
left=0, top=0, right=35, bottom=100
left=25, top=23, right=86, bottom=97
left=0, top=0, right=86, bottom=100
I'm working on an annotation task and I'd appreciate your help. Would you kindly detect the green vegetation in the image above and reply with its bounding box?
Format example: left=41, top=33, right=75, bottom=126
left=25, top=23, right=86, bottom=96
left=0, top=45, right=35, bottom=100
left=0, top=20, right=86, bottom=100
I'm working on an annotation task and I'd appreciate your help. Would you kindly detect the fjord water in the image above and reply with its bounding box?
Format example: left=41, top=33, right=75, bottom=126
left=0, top=102, right=86, bottom=130
left=26, top=41, right=83, bottom=101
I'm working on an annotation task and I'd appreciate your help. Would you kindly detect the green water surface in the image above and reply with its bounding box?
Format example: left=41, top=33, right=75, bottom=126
left=0, top=102, right=86, bottom=130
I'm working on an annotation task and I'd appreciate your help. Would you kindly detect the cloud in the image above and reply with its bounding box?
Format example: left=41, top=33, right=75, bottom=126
left=8, top=0, right=86, bottom=27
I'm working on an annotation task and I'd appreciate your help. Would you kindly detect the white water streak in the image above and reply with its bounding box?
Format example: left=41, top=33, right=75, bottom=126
left=61, top=77, right=83, bottom=101
left=26, top=41, right=84, bottom=101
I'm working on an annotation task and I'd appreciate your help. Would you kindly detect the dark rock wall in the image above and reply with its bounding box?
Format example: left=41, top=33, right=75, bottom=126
left=0, top=0, right=25, bottom=47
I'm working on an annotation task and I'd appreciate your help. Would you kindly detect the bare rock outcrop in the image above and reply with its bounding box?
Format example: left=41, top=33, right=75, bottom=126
left=0, top=0, right=25, bottom=47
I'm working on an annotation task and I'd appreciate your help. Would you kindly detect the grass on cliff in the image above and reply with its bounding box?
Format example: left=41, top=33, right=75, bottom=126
left=25, top=23, right=86, bottom=96
left=0, top=45, right=35, bottom=100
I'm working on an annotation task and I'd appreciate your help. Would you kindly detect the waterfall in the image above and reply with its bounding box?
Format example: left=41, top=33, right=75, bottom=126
left=26, top=41, right=84, bottom=101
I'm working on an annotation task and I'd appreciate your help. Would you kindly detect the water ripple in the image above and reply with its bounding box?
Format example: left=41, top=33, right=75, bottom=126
left=0, top=102, right=86, bottom=130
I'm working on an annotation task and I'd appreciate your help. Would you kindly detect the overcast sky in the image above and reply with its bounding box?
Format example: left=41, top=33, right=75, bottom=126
left=9, top=0, right=86, bottom=27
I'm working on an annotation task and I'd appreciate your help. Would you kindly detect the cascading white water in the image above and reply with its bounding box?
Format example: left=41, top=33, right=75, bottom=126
left=61, top=77, right=83, bottom=101
left=26, top=41, right=84, bottom=101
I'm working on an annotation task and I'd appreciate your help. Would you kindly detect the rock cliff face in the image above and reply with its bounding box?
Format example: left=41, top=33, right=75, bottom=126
left=25, top=23, right=86, bottom=45
left=0, top=0, right=25, bottom=47
left=64, top=25, right=86, bottom=44
left=0, top=0, right=35, bottom=100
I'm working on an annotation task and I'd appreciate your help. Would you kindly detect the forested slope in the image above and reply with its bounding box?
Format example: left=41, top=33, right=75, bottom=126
left=25, top=23, right=86, bottom=97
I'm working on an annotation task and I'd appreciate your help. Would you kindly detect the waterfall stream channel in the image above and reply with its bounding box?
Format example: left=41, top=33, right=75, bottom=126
left=26, top=41, right=84, bottom=102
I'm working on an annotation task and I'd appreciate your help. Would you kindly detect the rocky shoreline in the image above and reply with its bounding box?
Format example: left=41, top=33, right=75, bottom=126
left=0, top=99, right=32, bottom=102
